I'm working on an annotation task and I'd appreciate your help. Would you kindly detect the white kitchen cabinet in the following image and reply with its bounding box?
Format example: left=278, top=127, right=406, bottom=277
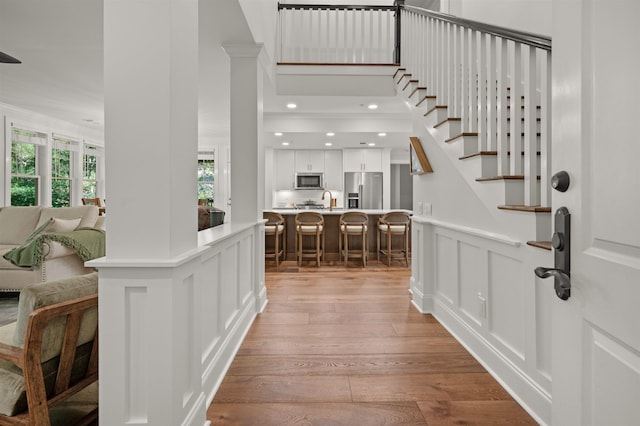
left=295, top=150, right=325, bottom=172
left=275, top=150, right=295, bottom=190
left=323, top=150, right=343, bottom=191
left=343, top=149, right=382, bottom=172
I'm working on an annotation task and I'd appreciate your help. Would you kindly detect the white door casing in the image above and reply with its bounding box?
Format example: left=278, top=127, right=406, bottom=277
left=551, top=1, right=640, bottom=425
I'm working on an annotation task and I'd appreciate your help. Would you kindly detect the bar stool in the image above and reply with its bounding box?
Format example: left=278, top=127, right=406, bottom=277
left=339, top=211, right=369, bottom=267
left=377, top=211, right=411, bottom=267
left=295, top=211, right=324, bottom=267
left=264, top=212, right=286, bottom=267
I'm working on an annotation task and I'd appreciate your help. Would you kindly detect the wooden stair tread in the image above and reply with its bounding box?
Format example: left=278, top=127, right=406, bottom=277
left=402, top=79, right=419, bottom=90
left=459, top=151, right=497, bottom=160
left=434, top=117, right=461, bottom=128
left=408, top=87, right=427, bottom=98
left=416, top=95, right=436, bottom=107
left=497, top=205, right=552, bottom=213
left=445, top=132, right=478, bottom=143
left=527, top=240, right=552, bottom=251
left=424, top=105, right=448, bottom=116
left=477, top=176, right=541, bottom=181
left=397, top=73, right=412, bottom=84
left=393, top=68, right=406, bottom=79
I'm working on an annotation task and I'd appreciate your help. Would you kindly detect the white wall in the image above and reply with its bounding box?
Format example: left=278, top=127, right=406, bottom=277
left=443, top=0, right=552, bottom=36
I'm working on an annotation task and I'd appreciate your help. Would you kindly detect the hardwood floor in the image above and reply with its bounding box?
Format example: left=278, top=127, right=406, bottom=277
left=207, top=261, right=537, bottom=425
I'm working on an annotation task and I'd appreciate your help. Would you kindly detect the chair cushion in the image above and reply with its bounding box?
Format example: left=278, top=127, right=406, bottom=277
left=341, top=224, right=367, bottom=233
left=265, top=224, right=284, bottom=234
left=13, top=273, right=98, bottom=363
left=298, top=225, right=323, bottom=232
left=378, top=224, right=407, bottom=233
left=0, top=206, right=43, bottom=245
left=0, top=342, right=94, bottom=417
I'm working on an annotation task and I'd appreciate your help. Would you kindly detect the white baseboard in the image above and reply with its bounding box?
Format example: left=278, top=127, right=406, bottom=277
left=434, top=299, right=551, bottom=426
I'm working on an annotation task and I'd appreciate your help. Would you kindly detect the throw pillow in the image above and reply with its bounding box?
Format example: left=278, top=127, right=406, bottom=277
left=44, top=217, right=81, bottom=233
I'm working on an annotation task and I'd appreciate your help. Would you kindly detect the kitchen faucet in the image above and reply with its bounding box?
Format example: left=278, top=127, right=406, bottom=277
left=321, top=190, right=334, bottom=211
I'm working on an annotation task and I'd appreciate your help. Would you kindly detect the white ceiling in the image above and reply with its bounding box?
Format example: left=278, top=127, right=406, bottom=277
left=0, top=0, right=412, bottom=154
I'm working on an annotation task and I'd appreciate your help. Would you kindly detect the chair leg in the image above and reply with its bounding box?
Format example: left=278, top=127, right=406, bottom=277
left=274, top=232, right=279, bottom=267
left=377, top=229, right=381, bottom=262
left=386, top=230, right=391, bottom=266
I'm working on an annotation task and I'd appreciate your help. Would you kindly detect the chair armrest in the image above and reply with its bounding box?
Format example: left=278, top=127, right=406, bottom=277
left=0, top=341, right=23, bottom=366
left=41, top=241, right=75, bottom=260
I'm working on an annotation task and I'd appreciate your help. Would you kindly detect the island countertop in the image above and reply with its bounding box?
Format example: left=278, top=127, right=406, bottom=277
left=263, top=209, right=412, bottom=262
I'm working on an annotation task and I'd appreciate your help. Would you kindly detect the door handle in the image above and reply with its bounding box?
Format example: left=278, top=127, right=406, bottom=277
left=535, top=207, right=571, bottom=300
left=535, top=267, right=571, bottom=300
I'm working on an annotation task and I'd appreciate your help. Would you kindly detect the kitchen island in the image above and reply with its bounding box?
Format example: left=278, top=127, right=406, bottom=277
left=267, top=209, right=412, bottom=263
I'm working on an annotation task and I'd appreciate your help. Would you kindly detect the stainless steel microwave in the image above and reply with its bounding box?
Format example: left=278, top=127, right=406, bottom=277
left=295, top=172, right=324, bottom=190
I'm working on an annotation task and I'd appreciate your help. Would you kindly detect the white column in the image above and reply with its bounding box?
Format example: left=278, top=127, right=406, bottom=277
left=223, top=44, right=265, bottom=223
left=96, top=0, right=206, bottom=425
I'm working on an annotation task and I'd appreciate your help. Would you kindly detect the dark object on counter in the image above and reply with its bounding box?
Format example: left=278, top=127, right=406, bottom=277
left=198, top=206, right=226, bottom=230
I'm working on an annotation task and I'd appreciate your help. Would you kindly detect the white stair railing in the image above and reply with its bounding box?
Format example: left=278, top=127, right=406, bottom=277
left=277, top=3, right=399, bottom=64
left=401, top=6, right=552, bottom=207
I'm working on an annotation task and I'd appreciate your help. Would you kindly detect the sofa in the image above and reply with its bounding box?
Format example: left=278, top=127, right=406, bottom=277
left=0, top=206, right=104, bottom=292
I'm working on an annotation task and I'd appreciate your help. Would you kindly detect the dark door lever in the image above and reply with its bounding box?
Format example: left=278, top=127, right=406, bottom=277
left=535, top=267, right=571, bottom=300
left=535, top=206, right=572, bottom=300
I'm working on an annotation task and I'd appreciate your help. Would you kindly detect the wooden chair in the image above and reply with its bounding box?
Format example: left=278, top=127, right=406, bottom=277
left=377, top=211, right=411, bottom=267
left=339, top=211, right=368, bottom=267
left=264, top=211, right=286, bottom=267
left=0, top=273, right=99, bottom=425
left=295, top=212, right=324, bottom=267
left=81, top=198, right=104, bottom=215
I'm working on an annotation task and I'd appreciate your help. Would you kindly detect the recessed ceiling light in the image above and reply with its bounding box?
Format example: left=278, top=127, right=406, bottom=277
left=368, top=142, right=376, bottom=146
left=368, top=104, right=378, bottom=110
left=282, top=141, right=290, bottom=146
left=274, top=132, right=283, bottom=136
left=326, top=132, right=335, bottom=137
left=286, top=103, right=297, bottom=109
left=325, top=142, right=333, bottom=146
left=378, top=132, right=386, bottom=137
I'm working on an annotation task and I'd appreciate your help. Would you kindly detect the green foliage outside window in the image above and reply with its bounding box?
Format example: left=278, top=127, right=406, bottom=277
left=83, top=153, right=98, bottom=198
left=51, top=147, right=72, bottom=207
left=11, top=142, right=38, bottom=206
left=197, top=159, right=214, bottom=204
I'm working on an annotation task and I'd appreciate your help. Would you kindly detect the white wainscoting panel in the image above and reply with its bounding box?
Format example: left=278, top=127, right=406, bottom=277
left=411, top=216, right=552, bottom=425
left=488, top=251, right=526, bottom=360
left=435, top=234, right=457, bottom=305
left=458, top=242, right=485, bottom=326
left=91, top=221, right=265, bottom=426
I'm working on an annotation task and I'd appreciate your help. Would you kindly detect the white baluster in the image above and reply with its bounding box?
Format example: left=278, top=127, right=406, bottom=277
left=478, top=32, right=488, bottom=151
left=461, top=27, right=470, bottom=132
left=497, top=37, right=509, bottom=176
left=509, top=42, right=523, bottom=175
left=487, top=35, right=497, bottom=152
left=523, top=45, right=538, bottom=205
left=469, top=29, right=478, bottom=136
left=540, top=49, right=551, bottom=207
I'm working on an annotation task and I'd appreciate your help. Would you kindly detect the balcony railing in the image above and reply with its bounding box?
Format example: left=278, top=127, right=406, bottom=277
left=277, top=3, right=400, bottom=64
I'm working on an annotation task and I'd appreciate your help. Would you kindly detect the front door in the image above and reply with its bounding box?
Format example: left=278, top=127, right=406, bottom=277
left=551, top=1, right=640, bottom=424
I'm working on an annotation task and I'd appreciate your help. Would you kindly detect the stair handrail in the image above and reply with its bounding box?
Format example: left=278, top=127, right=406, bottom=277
left=402, top=5, right=551, bottom=51
left=398, top=5, right=553, bottom=208
left=277, top=2, right=401, bottom=64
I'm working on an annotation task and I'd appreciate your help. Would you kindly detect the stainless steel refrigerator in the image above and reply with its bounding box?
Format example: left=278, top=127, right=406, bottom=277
left=344, top=172, right=383, bottom=209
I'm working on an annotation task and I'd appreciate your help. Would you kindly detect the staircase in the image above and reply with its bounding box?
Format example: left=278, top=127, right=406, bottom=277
left=397, top=6, right=552, bottom=245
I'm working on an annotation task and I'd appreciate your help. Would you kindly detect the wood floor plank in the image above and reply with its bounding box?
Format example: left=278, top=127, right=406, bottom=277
left=208, top=264, right=536, bottom=424
left=227, top=353, right=487, bottom=376
left=417, top=400, right=538, bottom=425
left=214, top=375, right=352, bottom=403
left=209, top=402, right=427, bottom=426
left=236, top=336, right=467, bottom=356
left=349, top=373, right=512, bottom=402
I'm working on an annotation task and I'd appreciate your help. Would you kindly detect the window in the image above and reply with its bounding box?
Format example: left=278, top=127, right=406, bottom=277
left=83, top=145, right=103, bottom=199
left=51, top=137, right=77, bottom=207
left=10, top=128, right=46, bottom=206
left=197, top=153, right=214, bottom=205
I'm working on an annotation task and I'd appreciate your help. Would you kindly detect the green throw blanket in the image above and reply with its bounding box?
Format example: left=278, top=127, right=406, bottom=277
left=3, top=228, right=106, bottom=268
